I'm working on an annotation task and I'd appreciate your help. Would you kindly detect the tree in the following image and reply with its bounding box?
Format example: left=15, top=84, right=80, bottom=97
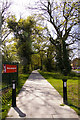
left=0, top=0, right=12, bottom=65
left=44, top=42, right=56, bottom=71
left=29, top=0, right=79, bottom=74
left=0, top=0, right=11, bottom=82
left=1, top=0, right=12, bottom=42
left=2, top=38, right=19, bottom=63
left=7, top=16, right=35, bottom=73
left=31, top=54, right=41, bottom=70
left=32, top=25, right=48, bottom=70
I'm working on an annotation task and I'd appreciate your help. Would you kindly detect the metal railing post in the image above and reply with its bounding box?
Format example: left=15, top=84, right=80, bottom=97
left=12, top=80, right=16, bottom=107
left=62, top=79, right=68, bottom=104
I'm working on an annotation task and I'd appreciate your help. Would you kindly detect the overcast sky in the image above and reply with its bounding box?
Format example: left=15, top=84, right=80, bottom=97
left=8, top=0, right=62, bottom=20
left=8, top=0, right=37, bottom=20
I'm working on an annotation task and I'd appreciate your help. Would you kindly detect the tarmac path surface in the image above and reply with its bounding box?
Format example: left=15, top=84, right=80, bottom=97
left=6, top=70, right=79, bottom=119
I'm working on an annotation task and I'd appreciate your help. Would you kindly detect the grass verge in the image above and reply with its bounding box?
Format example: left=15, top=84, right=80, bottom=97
left=39, top=70, right=80, bottom=116
left=1, top=73, right=30, bottom=120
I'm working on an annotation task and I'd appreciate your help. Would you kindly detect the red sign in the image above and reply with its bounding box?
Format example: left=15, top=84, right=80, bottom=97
left=3, top=64, right=17, bottom=73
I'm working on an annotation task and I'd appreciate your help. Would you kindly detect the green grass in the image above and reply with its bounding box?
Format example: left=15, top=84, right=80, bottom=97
left=1, top=73, right=30, bottom=120
left=39, top=70, right=79, bottom=115
left=0, top=85, right=2, bottom=89
left=74, top=69, right=80, bottom=71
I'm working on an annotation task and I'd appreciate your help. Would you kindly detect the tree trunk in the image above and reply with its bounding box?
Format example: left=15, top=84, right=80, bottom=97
left=62, top=40, right=71, bottom=75
left=23, top=65, right=27, bottom=73
left=40, top=57, right=43, bottom=70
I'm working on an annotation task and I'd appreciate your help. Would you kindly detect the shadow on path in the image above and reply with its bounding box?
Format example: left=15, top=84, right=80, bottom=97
left=13, top=107, right=26, bottom=117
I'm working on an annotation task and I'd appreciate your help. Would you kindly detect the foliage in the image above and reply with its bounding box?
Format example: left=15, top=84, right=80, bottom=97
left=30, top=0, right=79, bottom=75
left=44, top=43, right=56, bottom=71
left=39, top=70, right=79, bottom=80
left=2, top=39, right=19, bottom=63
left=31, top=19, right=56, bottom=71
left=1, top=0, right=12, bottom=42
left=7, top=16, right=35, bottom=73
left=32, top=19, right=48, bottom=70
left=31, top=54, right=41, bottom=70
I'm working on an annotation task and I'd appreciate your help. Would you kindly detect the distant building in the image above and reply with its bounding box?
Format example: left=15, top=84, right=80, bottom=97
left=71, top=58, right=80, bottom=69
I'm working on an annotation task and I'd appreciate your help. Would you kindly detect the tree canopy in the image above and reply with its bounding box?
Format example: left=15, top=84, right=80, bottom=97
left=1, top=0, right=79, bottom=74
left=28, top=0, right=79, bottom=74
left=7, top=16, right=36, bottom=72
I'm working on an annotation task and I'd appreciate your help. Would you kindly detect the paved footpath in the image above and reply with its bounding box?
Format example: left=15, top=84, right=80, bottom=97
left=6, top=70, right=79, bottom=119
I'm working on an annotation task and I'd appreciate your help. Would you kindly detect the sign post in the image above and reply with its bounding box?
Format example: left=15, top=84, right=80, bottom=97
left=3, top=63, right=18, bottom=107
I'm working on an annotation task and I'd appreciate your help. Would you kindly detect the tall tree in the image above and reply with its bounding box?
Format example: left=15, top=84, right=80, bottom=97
left=45, top=42, right=56, bottom=71
left=1, top=0, right=12, bottom=42
left=32, top=25, right=48, bottom=70
left=31, top=54, right=41, bottom=70
left=0, top=0, right=11, bottom=85
left=7, top=16, right=35, bottom=73
left=29, top=0, right=79, bottom=74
